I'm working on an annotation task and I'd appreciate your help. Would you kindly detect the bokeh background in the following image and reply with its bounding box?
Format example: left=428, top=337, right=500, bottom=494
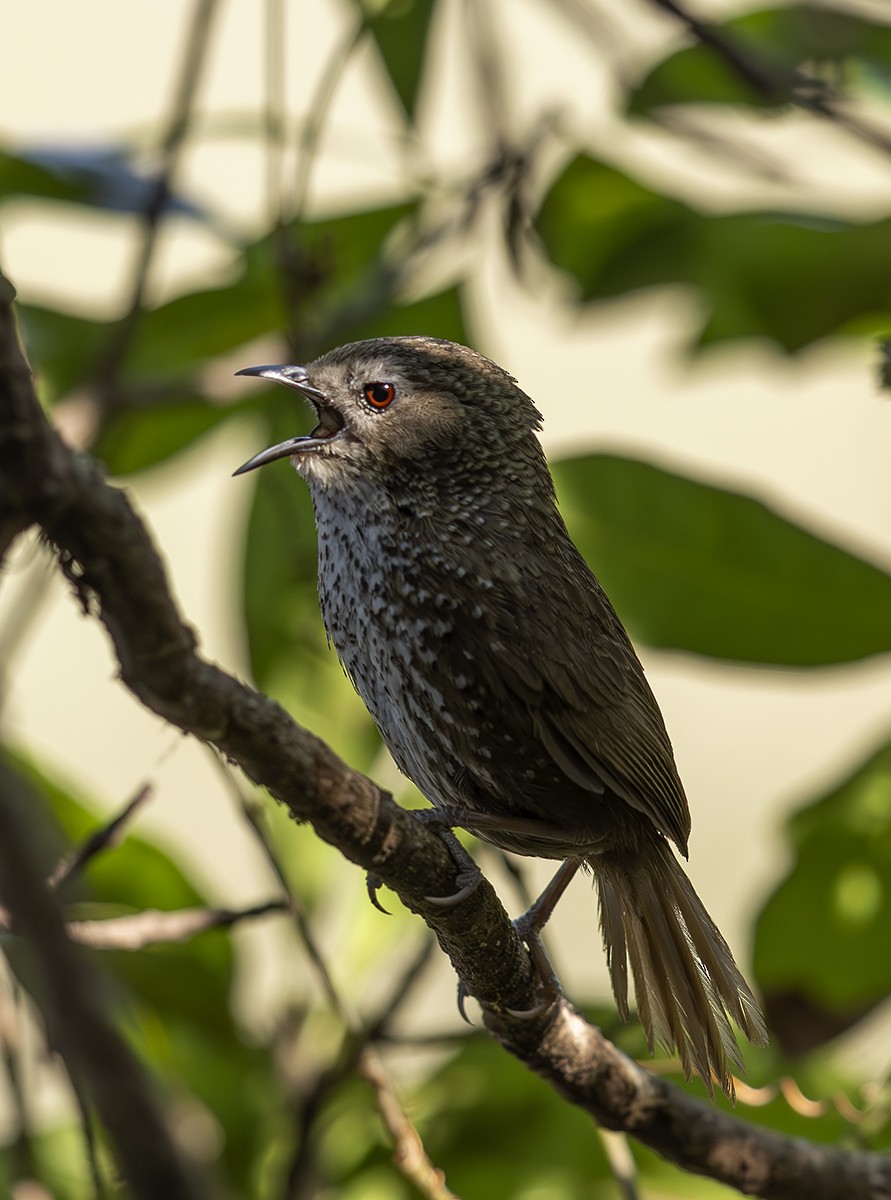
left=2, top=0, right=891, bottom=1196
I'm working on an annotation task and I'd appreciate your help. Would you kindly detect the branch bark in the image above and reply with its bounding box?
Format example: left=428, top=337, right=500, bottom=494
left=2, top=271, right=889, bottom=1199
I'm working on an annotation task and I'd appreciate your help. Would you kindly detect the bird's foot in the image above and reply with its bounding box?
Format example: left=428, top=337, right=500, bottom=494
left=504, top=859, right=585, bottom=1015
left=421, top=824, right=483, bottom=909
left=509, top=919, right=561, bottom=1011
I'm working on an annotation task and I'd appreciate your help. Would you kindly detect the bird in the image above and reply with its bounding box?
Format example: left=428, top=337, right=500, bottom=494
left=234, top=335, right=768, bottom=1096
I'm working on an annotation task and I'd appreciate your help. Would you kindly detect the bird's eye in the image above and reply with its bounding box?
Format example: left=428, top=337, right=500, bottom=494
left=362, top=381, right=396, bottom=410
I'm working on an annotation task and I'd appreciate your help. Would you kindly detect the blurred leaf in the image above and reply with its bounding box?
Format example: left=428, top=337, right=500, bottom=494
left=629, top=5, right=891, bottom=114
left=754, top=737, right=891, bottom=1053
left=3, top=748, right=284, bottom=1192
left=0, top=145, right=208, bottom=219
left=95, top=394, right=250, bottom=475
left=129, top=201, right=418, bottom=382
left=335, top=281, right=467, bottom=347
left=535, top=155, right=697, bottom=294
left=535, top=154, right=891, bottom=350
left=356, top=0, right=437, bottom=119
left=6, top=747, right=236, bottom=1037
left=18, top=303, right=107, bottom=402
left=554, top=453, right=891, bottom=665
left=128, top=250, right=281, bottom=379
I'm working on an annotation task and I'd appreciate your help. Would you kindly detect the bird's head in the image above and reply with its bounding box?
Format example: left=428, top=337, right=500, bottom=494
left=233, top=336, right=544, bottom=489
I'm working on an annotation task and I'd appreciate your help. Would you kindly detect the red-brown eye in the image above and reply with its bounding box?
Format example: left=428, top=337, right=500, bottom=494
left=362, top=381, right=396, bottom=409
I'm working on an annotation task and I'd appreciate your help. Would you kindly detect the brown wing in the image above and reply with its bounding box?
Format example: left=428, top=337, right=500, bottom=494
left=477, top=543, right=692, bottom=855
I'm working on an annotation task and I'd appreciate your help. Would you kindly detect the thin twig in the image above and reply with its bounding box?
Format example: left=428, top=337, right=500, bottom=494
left=284, top=19, right=365, bottom=230
left=62, top=900, right=286, bottom=950
left=264, top=0, right=287, bottom=231
left=0, top=545, right=54, bottom=717
left=216, top=764, right=449, bottom=1200
left=464, top=0, right=511, bottom=160
left=283, top=936, right=442, bottom=1200
left=90, top=0, right=222, bottom=407
left=597, top=1129, right=640, bottom=1200
left=213, top=761, right=353, bottom=1022
left=271, top=15, right=366, bottom=355
left=49, top=783, right=154, bottom=891
left=359, top=1047, right=461, bottom=1200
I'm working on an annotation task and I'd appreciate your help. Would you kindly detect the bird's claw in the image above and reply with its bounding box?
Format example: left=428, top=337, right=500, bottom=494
left=365, top=871, right=391, bottom=915
left=456, top=980, right=474, bottom=1025
left=505, top=998, right=550, bottom=1020
left=425, top=865, right=482, bottom=908
left=412, top=815, right=483, bottom=908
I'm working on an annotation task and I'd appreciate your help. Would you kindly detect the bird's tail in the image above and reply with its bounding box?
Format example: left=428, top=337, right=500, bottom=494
left=593, top=840, right=768, bottom=1098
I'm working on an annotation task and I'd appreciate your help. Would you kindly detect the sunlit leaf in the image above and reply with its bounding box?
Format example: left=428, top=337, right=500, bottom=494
left=754, top=738, right=891, bottom=1053
left=535, top=154, right=891, bottom=350
left=554, top=453, right=891, bottom=665
left=2, top=747, right=284, bottom=1192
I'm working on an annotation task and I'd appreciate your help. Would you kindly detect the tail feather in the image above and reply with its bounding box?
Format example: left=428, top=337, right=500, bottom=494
left=594, top=840, right=768, bottom=1098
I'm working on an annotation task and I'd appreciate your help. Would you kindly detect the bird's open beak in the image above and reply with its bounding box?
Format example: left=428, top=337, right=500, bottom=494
left=233, top=363, right=340, bottom=476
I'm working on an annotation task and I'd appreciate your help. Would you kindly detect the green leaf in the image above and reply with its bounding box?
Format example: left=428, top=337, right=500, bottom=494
left=3, top=747, right=285, bottom=1192
left=129, top=201, right=418, bottom=381
left=535, top=155, right=698, bottom=295
left=553, top=453, right=891, bottom=665
left=5, top=748, right=236, bottom=1037
left=355, top=0, right=437, bottom=120
left=128, top=249, right=280, bottom=378
left=628, top=5, right=891, bottom=114
left=335, top=281, right=468, bottom=347
left=535, top=154, right=891, bottom=350
left=754, top=738, right=891, bottom=1051
left=18, top=303, right=107, bottom=403
left=94, top=394, right=249, bottom=476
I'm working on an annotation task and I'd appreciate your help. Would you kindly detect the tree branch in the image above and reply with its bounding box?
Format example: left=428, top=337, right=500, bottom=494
left=2, top=271, right=890, bottom=1198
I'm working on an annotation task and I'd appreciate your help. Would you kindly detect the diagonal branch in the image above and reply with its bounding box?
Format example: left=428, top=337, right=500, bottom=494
left=2, top=270, right=890, bottom=1198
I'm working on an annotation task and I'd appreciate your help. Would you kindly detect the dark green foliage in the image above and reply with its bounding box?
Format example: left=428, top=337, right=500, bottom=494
left=354, top=0, right=437, bottom=120
left=755, top=739, right=891, bottom=1051
left=555, top=454, right=891, bottom=666
left=536, top=154, right=891, bottom=351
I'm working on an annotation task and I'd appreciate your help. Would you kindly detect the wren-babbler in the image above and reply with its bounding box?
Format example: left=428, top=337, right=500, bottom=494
left=234, top=336, right=767, bottom=1095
